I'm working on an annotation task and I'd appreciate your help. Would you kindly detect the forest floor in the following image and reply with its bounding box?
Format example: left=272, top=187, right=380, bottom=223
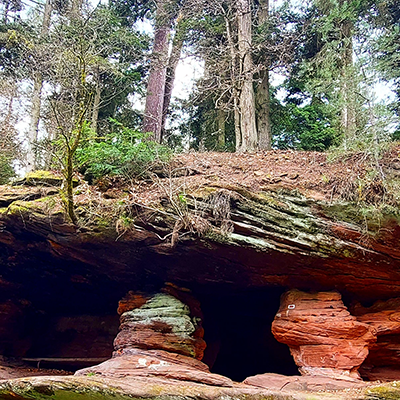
left=97, top=146, right=400, bottom=207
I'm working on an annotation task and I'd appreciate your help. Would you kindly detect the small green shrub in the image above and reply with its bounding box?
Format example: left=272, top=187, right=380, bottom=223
left=76, top=120, right=171, bottom=181
left=0, top=154, right=15, bottom=185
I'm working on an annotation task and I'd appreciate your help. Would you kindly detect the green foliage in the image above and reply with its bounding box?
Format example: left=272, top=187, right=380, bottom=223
left=0, top=153, right=15, bottom=184
left=76, top=120, right=172, bottom=180
left=272, top=99, right=340, bottom=151
left=373, top=2, right=400, bottom=131
left=178, top=95, right=236, bottom=152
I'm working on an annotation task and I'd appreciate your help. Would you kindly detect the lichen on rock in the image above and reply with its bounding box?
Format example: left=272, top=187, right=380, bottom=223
left=114, top=292, right=206, bottom=360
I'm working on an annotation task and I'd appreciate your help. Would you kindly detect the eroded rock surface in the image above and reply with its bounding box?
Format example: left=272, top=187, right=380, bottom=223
left=76, top=348, right=233, bottom=387
left=271, top=290, right=376, bottom=379
left=74, top=290, right=226, bottom=387
left=353, top=298, right=400, bottom=381
left=114, top=292, right=206, bottom=359
left=244, top=372, right=368, bottom=391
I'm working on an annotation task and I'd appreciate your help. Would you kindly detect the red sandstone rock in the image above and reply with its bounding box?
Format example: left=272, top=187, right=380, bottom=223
left=114, top=291, right=206, bottom=360
left=76, top=349, right=233, bottom=387
left=271, top=290, right=376, bottom=378
left=75, top=290, right=210, bottom=389
left=162, top=283, right=205, bottom=339
left=117, top=292, right=149, bottom=315
left=243, top=372, right=367, bottom=391
left=352, top=298, right=400, bottom=381
left=114, top=327, right=206, bottom=359
left=353, top=298, right=400, bottom=335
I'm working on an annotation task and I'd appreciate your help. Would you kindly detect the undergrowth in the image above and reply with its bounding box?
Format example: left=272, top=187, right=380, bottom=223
left=324, top=143, right=400, bottom=242
left=76, top=120, right=171, bottom=182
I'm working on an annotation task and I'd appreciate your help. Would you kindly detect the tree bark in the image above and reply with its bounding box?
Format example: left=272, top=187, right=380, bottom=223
left=26, top=74, right=43, bottom=171
left=224, top=15, right=241, bottom=151
left=255, top=0, right=272, bottom=151
left=256, top=69, right=272, bottom=150
left=91, top=67, right=101, bottom=134
left=26, top=0, right=53, bottom=172
left=340, top=18, right=356, bottom=148
left=161, top=15, right=186, bottom=136
left=217, top=108, right=225, bottom=149
left=143, top=0, right=171, bottom=143
left=237, top=0, right=258, bottom=152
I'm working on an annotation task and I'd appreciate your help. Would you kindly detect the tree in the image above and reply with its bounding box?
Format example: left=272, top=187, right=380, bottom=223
left=41, top=4, right=147, bottom=222
left=254, top=0, right=272, bottom=150
left=236, top=0, right=258, bottom=152
left=142, top=0, right=173, bottom=142
left=26, top=0, right=52, bottom=172
left=179, top=0, right=295, bottom=152
left=276, top=0, right=374, bottom=150
left=372, top=0, right=400, bottom=135
left=142, top=0, right=202, bottom=143
left=0, top=77, right=20, bottom=183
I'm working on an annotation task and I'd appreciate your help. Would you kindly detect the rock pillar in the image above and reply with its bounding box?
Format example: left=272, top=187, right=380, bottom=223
left=271, top=290, right=376, bottom=380
left=114, top=289, right=206, bottom=360
left=353, top=298, right=400, bottom=381
left=75, top=287, right=232, bottom=387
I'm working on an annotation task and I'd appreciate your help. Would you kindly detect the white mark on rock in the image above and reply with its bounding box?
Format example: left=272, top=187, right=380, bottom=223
left=288, top=304, right=295, bottom=310
left=148, top=360, right=170, bottom=370
left=138, top=358, right=148, bottom=367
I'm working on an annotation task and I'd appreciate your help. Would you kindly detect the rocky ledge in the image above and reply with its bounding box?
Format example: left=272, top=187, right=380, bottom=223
left=1, top=151, right=400, bottom=398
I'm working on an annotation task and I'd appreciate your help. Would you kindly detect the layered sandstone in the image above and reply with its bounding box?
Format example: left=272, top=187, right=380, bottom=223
left=74, top=290, right=231, bottom=387
left=76, top=348, right=233, bottom=387
left=271, top=290, right=376, bottom=379
left=243, top=372, right=367, bottom=391
left=352, top=298, right=400, bottom=381
left=114, top=292, right=206, bottom=360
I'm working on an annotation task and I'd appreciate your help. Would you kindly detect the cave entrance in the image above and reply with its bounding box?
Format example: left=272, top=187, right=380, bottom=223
left=200, top=287, right=299, bottom=382
left=0, top=270, right=123, bottom=373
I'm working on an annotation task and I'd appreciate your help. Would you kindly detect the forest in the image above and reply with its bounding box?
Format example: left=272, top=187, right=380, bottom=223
left=0, top=0, right=399, bottom=190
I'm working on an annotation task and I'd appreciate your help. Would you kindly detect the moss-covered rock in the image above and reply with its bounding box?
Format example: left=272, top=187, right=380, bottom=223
left=12, top=171, right=79, bottom=188
left=364, top=384, right=400, bottom=400
left=0, top=375, right=323, bottom=400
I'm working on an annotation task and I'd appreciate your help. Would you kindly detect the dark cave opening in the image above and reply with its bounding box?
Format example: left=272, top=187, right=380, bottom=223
left=1, top=245, right=299, bottom=379
left=199, top=286, right=299, bottom=382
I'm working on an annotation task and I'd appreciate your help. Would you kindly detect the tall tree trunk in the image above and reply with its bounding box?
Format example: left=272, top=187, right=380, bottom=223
left=161, top=14, right=186, bottom=135
left=224, top=15, right=241, bottom=150
left=256, top=69, right=271, bottom=150
left=255, top=0, right=272, bottom=150
left=340, top=18, right=356, bottom=148
left=217, top=109, right=226, bottom=149
left=26, top=0, right=52, bottom=172
left=26, top=75, right=43, bottom=171
left=91, top=67, right=101, bottom=134
left=143, top=0, right=171, bottom=143
left=4, top=80, right=16, bottom=127
left=237, top=0, right=258, bottom=152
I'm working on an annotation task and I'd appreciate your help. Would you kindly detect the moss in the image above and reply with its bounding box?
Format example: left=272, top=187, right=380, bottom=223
left=7, top=196, right=61, bottom=216
left=26, top=170, right=60, bottom=180
left=13, top=170, right=79, bottom=188
left=203, top=229, right=230, bottom=244
left=365, top=384, right=400, bottom=399
left=7, top=201, right=31, bottom=215
left=321, top=201, right=400, bottom=235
